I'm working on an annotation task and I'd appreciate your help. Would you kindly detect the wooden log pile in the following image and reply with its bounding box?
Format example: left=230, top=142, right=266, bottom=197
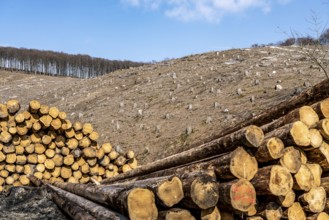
left=0, top=100, right=137, bottom=191
left=26, top=78, right=329, bottom=219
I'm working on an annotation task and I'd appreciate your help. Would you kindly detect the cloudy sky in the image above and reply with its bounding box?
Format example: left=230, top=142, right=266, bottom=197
left=0, top=0, right=327, bottom=62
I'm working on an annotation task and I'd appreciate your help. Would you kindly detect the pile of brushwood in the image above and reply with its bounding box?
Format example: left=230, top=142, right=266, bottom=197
left=0, top=100, right=137, bottom=191
left=28, top=78, right=329, bottom=219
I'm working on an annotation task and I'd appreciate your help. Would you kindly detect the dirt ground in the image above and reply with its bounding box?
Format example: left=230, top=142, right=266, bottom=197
left=0, top=45, right=327, bottom=219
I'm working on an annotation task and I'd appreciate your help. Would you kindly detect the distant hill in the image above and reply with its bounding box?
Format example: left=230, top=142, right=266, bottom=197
left=0, top=46, right=144, bottom=78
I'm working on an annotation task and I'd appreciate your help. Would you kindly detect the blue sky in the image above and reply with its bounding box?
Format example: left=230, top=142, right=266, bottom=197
left=0, top=0, right=328, bottom=62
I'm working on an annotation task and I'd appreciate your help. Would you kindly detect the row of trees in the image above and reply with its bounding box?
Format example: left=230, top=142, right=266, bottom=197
left=0, top=47, right=144, bottom=78
left=252, top=28, right=329, bottom=48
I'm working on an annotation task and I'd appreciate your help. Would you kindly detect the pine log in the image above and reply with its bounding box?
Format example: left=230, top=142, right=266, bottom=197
left=309, top=129, right=323, bottom=149
left=158, top=208, right=196, bottom=220
left=314, top=98, right=329, bottom=119
left=251, top=165, right=293, bottom=196
left=200, top=206, right=221, bottom=220
left=101, top=125, right=264, bottom=184
left=307, top=163, right=323, bottom=187
left=320, top=177, right=329, bottom=195
left=46, top=184, right=128, bottom=220
left=217, top=178, right=256, bottom=212
left=282, top=202, right=306, bottom=220
left=294, top=164, right=315, bottom=191
left=298, top=186, right=327, bottom=213
left=50, top=188, right=97, bottom=220
left=307, top=141, right=329, bottom=171
left=255, top=137, right=284, bottom=163
left=279, top=146, right=302, bottom=174
left=265, top=121, right=311, bottom=147
left=52, top=182, right=158, bottom=220
left=307, top=212, right=329, bottom=220
left=107, top=175, right=184, bottom=208
left=318, top=119, right=329, bottom=140
left=179, top=172, right=219, bottom=209
left=6, top=99, right=20, bottom=114
left=257, top=202, right=282, bottom=220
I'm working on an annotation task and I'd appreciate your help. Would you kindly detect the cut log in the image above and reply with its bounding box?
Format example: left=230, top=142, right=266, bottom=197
left=255, top=137, right=284, bottom=163
left=306, top=163, right=322, bottom=187
left=298, top=186, right=326, bottom=213
left=251, top=165, right=293, bottom=196
left=158, top=208, right=195, bottom=220
left=101, top=125, right=264, bottom=184
left=318, top=119, right=329, bottom=140
left=200, top=206, right=221, bottom=220
left=279, top=146, right=302, bottom=174
left=179, top=172, right=219, bottom=210
left=52, top=182, right=158, bottom=220
left=6, top=99, right=20, bottom=114
left=307, top=141, right=329, bottom=171
left=46, top=184, right=128, bottom=220
left=217, top=178, right=256, bottom=212
left=257, top=202, right=282, bottom=220
left=309, top=129, right=323, bottom=149
left=294, top=164, right=315, bottom=191
left=307, top=212, right=329, bottom=220
left=266, top=121, right=311, bottom=147
left=314, top=98, right=329, bottom=119
left=282, top=202, right=306, bottom=220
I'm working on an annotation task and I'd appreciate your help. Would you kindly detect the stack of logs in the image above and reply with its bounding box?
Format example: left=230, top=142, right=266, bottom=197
left=27, top=78, right=329, bottom=219
left=0, top=100, right=137, bottom=191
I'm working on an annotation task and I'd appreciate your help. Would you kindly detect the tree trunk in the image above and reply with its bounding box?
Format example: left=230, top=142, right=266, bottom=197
left=217, top=178, right=256, bottom=212
left=52, top=182, right=158, bottom=220
left=47, top=184, right=128, bottom=220
left=279, top=147, right=302, bottom=174
left=50, top=188, right=97, bottom=220
left=313, top=98, right=329, bottom=119
left=318, top=119, right=329, bottom=140
left=251, top=165, right=293, bottom=196
left=257, top=202, right=283, bottom=220
left=199, top=206, right=221, bottom=220
left=101, top=125, right=264, bottom=184
left=307, top=141, right=329, bottom=171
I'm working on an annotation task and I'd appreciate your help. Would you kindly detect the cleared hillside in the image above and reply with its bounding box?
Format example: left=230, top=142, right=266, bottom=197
left=0, top=46, right=326, bottom=166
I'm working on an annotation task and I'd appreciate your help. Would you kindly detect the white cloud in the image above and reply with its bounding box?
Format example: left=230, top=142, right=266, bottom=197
left=121, top=0, right=292, bottom=22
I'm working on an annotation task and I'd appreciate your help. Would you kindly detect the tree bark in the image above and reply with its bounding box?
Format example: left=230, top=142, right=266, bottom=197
left=47, top=184, right=128, bottom=220
left=313, top=98, right=329, bottom=119
left=251, top=165, right=293, bottom=196
left=52, top=182, right=158, bottom=220
left=257, top=202, right=283, bottom=220
left=199, top=206, right=221, bottom=220
left=101, top=125, right=264, bottom=184
left=307, top=141, right=329, bottom=171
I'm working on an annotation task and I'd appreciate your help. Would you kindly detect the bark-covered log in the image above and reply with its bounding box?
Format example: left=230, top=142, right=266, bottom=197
left=257, top=202, right=283, bottom=220
left=255, top=137, right=284, bottom=163
left=251, top=165, right=293, bottom=196
left=51, top=188, right=96, bottom=220
left=298, top=186, right=326, bottom=213
left=200, top=206, right=221, bottom=220
left=307, top=212, right=329, bottom=220
left=313, top=98, right=329, bottom=119
left=217, top=178, right=256, bottom=212
left=294, top=164, right=315, bottom=191
left=52, top=182, right=158, bottom=220
left=307, top=141, right=329, bottom=171
left=158, top=208, right=196, bottom=220
left=265, top=121, right=311, bottom=148
left=108, top=175, right=184, bottom=208
left=282, top=202, right=306, bottom=220
left=279, top=146, right=302, bottom=174
left=179, top=172, right=219, bottom=210
left=101, top=125, right=264, bottom=184
left=47, top=184, right=128, bottom=220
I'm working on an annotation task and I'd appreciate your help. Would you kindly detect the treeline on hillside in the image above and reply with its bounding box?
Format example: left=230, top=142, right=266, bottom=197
left=252, top=28, right=329, bottom=48
left=0, top=47, right=144, bottom=78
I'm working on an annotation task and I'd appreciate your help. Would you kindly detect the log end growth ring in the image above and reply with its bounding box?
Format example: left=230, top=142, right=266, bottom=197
left=230, top=179, right=256, bottom=212
left=127, top=188, right=158, bottom=220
